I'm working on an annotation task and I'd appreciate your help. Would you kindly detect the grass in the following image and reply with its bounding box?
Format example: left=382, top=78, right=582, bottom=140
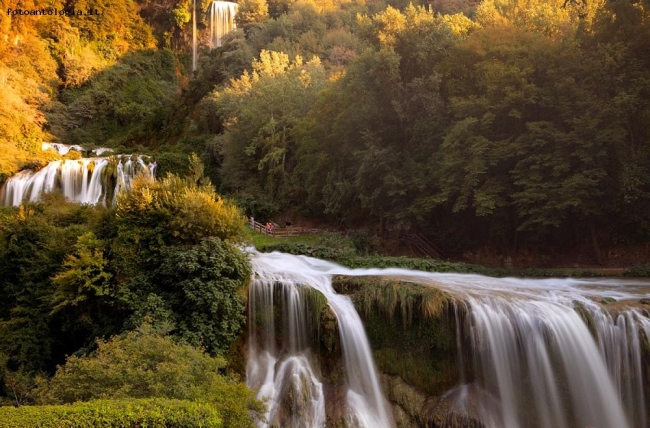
left=243, top=227, right=330, bottom=248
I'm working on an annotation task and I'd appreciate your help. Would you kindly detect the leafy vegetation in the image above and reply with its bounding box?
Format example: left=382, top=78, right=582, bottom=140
left=3, top=0, right=650, bottom=262
left=205, top=0, right=650, bottom=262
left=624, top=264, right=650, bottom=277
left=0, top=153, right=258, bottom=422
left=0, top=398, right=222, bottom=428
left=35, top=327, right=262, bottom=427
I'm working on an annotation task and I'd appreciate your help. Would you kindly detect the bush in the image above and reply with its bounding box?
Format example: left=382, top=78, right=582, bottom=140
left=258, top=242, right=354, bottom=261
left=34, top=328, right=262, bottom=427
left=0, top=398, right=222, bottom=427
left=155, top=238, right=251, bottom=355
left=116, top=173, right=245, bottom=245
left=624, top=264, right=650, bottom=277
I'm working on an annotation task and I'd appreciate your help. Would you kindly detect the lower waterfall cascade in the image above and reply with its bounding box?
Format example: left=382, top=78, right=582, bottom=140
left=248, top=251, right=394, bottom=427
left=248, top=251, right=650, bottom=428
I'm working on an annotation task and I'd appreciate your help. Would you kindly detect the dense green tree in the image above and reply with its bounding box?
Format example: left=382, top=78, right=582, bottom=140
left=50, top=232, right=114, bottom=332
left=0, top=199, right=103, bottom=373
left=111, top=159, right=249, bottom=353
left=154, top=238, right=250, bottom=354
left=237, top=0, right=270, bottom=24
left=296, top=6, right=459, bottom=228
left=115, top=170, right=245, bottom=248
left=214, top=50, right=327, bottom=215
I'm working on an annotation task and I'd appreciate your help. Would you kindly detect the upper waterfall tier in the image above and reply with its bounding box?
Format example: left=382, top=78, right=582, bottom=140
left=209, top=1, right=238, bottom=48
left=42, top=142, right=114, bottom=156
left=1, top=155, right=156, bottom=207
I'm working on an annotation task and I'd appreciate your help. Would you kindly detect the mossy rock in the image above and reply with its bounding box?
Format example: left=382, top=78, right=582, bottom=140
left=572, top=300, right=596, bottom=335
left=333, top=276, right=461, bottom=397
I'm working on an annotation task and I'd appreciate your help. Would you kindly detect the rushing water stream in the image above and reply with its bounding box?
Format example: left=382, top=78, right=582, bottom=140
left=249, top=251, right=650, bottom=428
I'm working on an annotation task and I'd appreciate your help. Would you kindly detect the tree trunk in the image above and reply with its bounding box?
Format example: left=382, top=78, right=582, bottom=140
left=588, top=217, right=602, bottom=265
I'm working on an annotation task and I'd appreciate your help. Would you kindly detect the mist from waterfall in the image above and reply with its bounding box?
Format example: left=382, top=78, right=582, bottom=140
left=248, top=251, right=650, bottom=428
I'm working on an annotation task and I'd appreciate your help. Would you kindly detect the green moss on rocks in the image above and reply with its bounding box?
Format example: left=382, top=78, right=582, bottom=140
left=333, top=277, right=461, bottom=397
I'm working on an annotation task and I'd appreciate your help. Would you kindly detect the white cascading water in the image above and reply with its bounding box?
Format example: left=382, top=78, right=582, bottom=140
left=1, top=154, right=156, bottom=206
left=192, top=0, right=197, bottom=71
left=248, top=251, right=395, bottom=428
left=249, top=251, right=650, bottom=428
left=42, top=142, right=83, bottom=155
left=192, top=1, right=237, bottom=70
left=42, top=142, right=113, bottom=156
left=209, top=1, right=238, bottom=48
left=593, top=309, right=650, bottom=428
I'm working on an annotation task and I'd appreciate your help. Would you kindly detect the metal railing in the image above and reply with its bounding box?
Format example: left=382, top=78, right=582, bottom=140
left=248, top=220, right=321, bottom=237
left=406, top=232, right=443, bottom=259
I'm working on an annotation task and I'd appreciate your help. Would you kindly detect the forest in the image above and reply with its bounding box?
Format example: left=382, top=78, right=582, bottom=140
left=1, top=0, right=649, bottom=424
left=2, top=0, right=649, bottom=260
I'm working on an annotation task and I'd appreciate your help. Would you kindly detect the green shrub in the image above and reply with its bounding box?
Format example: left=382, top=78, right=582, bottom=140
left=624, top=264, right=650, bottom=277
left=258, top=242, right=346, bottom=260
left=155, top=238, right=251, bottom=355
left=34, top=328, right=263, bottom=427
left=116, top=173, right=245, bottom=245
left=0, top=398, right=221, bottom=427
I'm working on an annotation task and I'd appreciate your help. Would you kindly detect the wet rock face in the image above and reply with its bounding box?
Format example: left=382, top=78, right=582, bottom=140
left=323, top=384, right=349, bottom=428
left=380, top=374, right=488, bottom=428
left=332, top=276, right=461, bottom=396
left=332, top=276, right=469, bottom=427
left=380, top=374, right=424, bottom=428
left=422, top=384, right=500, bottom=428
left=319, top=305, right=340, bottom=356
left=273, top=365, right=321, bottom=427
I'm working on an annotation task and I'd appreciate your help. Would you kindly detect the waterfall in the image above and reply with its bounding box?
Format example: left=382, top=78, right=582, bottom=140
left=42, top=142, right=113, bottom=156
left=404, top=274, right=649, bottom=428
left=1, top=155, right=156, bottom=206
left=248, top=252, right=650, bottom=428
left=248, top=251, right=395, bottom=427
left=42, top=142, right=83, bottom=155
left=192, top=1, right=237, bottom=70
left=463, top=298, right=631, bottom=428
left=209, top=1, right=238, bottom=48
left=192, top=0, right=197, bottom=71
